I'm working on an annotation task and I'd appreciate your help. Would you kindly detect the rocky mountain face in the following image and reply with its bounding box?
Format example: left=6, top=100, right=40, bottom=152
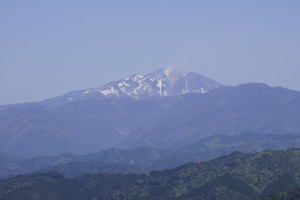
left=42, top=67, right=222, bottom=105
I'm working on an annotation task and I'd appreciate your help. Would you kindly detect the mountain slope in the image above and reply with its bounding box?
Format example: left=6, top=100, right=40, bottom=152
left=123, top=83, right=300, bottom=148
left=174, top=133, right=300, bottom=161
left=0, top=99, right=166, bottom=157
left=0, top=147, right=167, bottom=179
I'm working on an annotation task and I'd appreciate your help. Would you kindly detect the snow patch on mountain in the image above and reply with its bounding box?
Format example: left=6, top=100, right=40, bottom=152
left=89, top=67, right=222, bottom=99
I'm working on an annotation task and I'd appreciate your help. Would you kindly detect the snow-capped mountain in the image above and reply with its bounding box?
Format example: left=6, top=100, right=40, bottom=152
left=43, top=67, right=222, bottom=105
left=96, top=67, right=222, bottom=99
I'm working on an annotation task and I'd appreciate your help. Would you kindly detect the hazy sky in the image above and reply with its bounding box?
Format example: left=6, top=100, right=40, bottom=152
left=1, top=1, right=300, bottom=105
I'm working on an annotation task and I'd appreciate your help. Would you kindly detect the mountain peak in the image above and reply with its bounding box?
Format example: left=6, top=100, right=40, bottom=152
left=43, top=67, right=222, bottom=104
left=145, top=66, right=184, bottom=77
left=160, top=66, right=185, bottom=77
left=144, top=67, right=186, bottom=86
left=96, top=67, right=222, bottom=99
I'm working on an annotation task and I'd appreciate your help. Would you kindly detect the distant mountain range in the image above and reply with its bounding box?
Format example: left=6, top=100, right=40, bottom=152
left=1, top=132, right=299, bottom=180
left=1, top=149, right=300, bottom=200
left=1, top=68, right=300, bottom=158
left=1, top=67, right=300, bottom=199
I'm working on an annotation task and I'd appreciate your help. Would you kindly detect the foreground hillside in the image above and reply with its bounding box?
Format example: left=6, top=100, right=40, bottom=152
left=1, top=149, right=300, bottom=200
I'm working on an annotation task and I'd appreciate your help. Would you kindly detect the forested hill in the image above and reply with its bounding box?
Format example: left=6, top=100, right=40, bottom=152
left=1, top=149, right=300, bottom=200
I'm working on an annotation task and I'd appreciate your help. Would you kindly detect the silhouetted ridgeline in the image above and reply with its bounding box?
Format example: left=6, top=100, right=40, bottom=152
left=1, top=149, right=300, bottom=200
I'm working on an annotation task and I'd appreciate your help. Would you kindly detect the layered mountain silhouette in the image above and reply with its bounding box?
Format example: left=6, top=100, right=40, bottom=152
left=1, top=133, right=300, bottom=180
left=1, top=149, right=300, bottom=200
left=0, top=68, right=300, bottom=158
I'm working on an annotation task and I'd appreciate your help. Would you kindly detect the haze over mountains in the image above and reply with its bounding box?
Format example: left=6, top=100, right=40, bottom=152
left=0, top=67, right=300, bottom=159
left=1, top=67, right=300, bottom=200
left=1, top=133, right=300, bottom=180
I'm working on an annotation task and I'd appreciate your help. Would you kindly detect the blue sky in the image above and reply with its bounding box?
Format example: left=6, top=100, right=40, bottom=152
left=1, top=1, right=300, bottom=105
